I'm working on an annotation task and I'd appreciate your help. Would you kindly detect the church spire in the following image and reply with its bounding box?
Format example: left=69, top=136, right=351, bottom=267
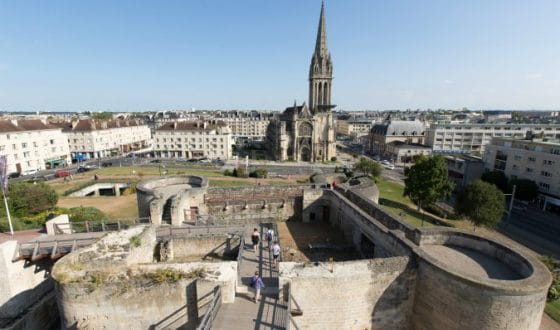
left=314, top=1, right=329, bottom=57
left=309, top=1, right=333, bottom=114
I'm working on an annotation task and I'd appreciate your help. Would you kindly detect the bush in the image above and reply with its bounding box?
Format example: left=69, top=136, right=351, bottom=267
left=541, top=256, right=560, bottom=302
left=223, top=169, right=233, bottom=176
left=249, top=168, right=268, bottom=178
left=130, top=235, right=142, bottom=248
left=330, top=156, right=337, bottom=162
left=7, top=182, right=58, bottom=217
left=232, top=167, right=248, bottom=178
left=68, top=206, right=105, bottom=222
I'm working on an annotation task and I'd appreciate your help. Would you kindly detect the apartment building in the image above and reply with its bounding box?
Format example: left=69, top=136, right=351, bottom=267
left=336, top=118, right=374, bottom=139
left=216, top=111, right=274, bottom=145
left=385, top=141, right=432, bottom=164
left=425, top=123, right=560, bottom=156
left=153, top=121, right=233, bottom=160
left=54, top=119, right=151, bottom=160
left=367, top=120, right=426, bottom=156
left=444, top=155, right=485, bottom=191
left=484, top=137, right=560, bottom=211
left=0, top=119, right=71, bottom=174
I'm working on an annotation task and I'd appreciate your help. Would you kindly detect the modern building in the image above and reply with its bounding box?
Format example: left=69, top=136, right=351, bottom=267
left=367, top=120, right=425, bottom=157
left=484, top=137, right=560, bottom=211
left=425, top=123, right=560, bottom=156
left=443, top=155, right=485, bottom=191
left=153, top=120, right=233, bottom=160
left=0, top=119, right=71, bottom=174
left=54, top=119, right=151, bottom=160
left=384, top=141, right=432, bottom=164
left=267, top=3, right=336, bottom=162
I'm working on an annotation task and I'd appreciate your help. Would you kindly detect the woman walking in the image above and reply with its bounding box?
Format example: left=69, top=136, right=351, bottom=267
left=251, top=228, right=260, bottom=253
left=250, top=271, right=265, bottom=303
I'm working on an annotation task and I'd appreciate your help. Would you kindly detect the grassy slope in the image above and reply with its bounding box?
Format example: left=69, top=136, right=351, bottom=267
left=546, top=300, right=560, bottom=323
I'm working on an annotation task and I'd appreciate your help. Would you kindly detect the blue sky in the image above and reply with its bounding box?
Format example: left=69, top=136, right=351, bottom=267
left=0, top=1, right=559, bottom=111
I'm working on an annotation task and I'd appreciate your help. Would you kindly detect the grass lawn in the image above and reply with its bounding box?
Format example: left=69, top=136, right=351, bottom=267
left=95, top=166, right=224, bottom=177
left=546, top=300, right=560, bottom=323
left=57, top=194, right=139, bottom=220
left=376, top=179, right=436, bottom=228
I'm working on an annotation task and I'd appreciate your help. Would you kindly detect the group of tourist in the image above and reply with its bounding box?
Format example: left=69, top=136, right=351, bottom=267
left=250, top=227, right=282, bottom=303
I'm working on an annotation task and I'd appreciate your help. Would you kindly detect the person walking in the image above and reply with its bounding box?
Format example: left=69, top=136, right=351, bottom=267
left=251, top=228, right=260, bottom=253
left=250, top=271, right=265, bottom=303
left=265, top=227, right=274, bottom=250
left=271, top=241, right=281, bottom=268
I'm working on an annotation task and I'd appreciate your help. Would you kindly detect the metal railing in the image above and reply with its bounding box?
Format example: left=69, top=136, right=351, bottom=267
left=236, top=234, right=246, bottom=284
left=196, top=286, right=222, bottom=330
left=53, top=217, right=150, bottom=235
left=14, top=237, right=100, bottom=262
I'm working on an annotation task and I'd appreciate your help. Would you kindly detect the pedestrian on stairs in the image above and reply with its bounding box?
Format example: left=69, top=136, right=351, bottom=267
left=265, top=227, right=274, bottom=250
left=251, top=228, right=260, bottom=253
left=271, top=241, right=281, bottom=268
left=250, top=271, right=265, bottom=303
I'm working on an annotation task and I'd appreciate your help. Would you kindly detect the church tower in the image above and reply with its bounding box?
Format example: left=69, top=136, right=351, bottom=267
left=309, top=1, right=333, bottom=114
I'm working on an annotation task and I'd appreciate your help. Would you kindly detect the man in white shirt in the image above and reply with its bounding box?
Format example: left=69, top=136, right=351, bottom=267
left=271, top=241, right=281, bottom=268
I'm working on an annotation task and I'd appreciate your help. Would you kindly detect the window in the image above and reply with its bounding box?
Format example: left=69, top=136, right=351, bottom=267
left=514, top=155, right=522, bottom=161
left=50, top=139, right=55, bottom=145
left=21, top=142, right=27, bottom=148
left=528, top=157, right=536, bottom=162
left=526, top=167, right=534, bottom=173
left=12, top=144, right=16, bottom=150
left=543, top=160, right=554, bottom=166
left=541, top=171, right=552, bottom=177
left=539, top=182, right=550, bottom=191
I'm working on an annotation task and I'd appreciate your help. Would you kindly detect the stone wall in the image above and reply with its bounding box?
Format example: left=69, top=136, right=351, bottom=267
left=171, top=235, right=241, bottom=261
left=0, top=241, right=53, bottom=319
left=279, top=257, right=416, bottom=330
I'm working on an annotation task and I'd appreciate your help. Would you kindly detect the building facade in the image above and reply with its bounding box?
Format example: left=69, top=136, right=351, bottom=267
left=484, top=137, right=560, bottom=211
left=336, top=117, right=374, bottom=139
left=425, top=123, right=560, bottom=156
left=266, top=3, right=336, bottom=162
left=0, top=119, right=71, bottom=174
left=56, top=119, right=151, bottom=160
left=216, top=111, right=274, bottom=145
left=444, top=155, right=485, bottom=191
left=153, top=121, right=233, bottom=160
left=367, top=120, right=425, bottom=157
left=385, top=141, right=432, bottom=164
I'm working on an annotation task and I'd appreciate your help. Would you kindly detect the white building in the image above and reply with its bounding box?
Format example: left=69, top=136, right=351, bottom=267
left=153, top=121, right=233, bottom=160
left=217, top=111, right=273, bottom=145
left=425, top=123, right=560, bottom=156
left=55, top=119, right=151, bottom=160
left=484, top=137, right=560, bottom=211
left=336, top=118, right=374, bottom=139
left=0, top=119, right=71, bottom=174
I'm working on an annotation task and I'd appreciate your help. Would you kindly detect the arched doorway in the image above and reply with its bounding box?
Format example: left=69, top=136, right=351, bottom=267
left=300, top=146, right=311, bottom=162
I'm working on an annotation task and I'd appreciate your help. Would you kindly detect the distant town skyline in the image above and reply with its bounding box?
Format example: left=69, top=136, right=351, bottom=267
left=1, top=1, right=559, bottom=112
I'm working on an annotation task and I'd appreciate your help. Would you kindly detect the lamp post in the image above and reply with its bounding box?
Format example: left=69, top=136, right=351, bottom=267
left=505, top=185, right=517, bottom=222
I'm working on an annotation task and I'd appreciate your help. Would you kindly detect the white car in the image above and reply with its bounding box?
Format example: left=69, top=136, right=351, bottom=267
left=22, top=169, right=38, bottom=176
left=384, top=164, right=395, bottom=170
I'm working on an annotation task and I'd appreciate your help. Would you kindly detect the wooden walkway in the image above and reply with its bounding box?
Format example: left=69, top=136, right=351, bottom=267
left=213, top=225, right=288, bottom=330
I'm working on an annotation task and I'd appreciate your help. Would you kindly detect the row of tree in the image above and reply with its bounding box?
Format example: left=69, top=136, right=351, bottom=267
left=403, top=154, right=507, bottom=229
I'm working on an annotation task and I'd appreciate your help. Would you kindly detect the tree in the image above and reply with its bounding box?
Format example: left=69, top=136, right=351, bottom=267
left=481, top=170, right=511, bottom=193
left=353, top=157, right=382, bottom=179
left=456, top=180, right=506, bottom=230
left=511, top=179, right=538, bottom=202
left=8, top=182, right=58, bottom=217
left=404, top=155, right=454, bottom=212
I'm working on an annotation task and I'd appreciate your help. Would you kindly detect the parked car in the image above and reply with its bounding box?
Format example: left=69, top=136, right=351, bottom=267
left=101, top=162, right=113, bottom=167
left=383, top=164, right=395, bottom=170
left=77, top=166, right=90, bottom=173
left=149, top=159, right=161, bottom=164
left=55, top=170, right=71, bottom=178
left=8, top=172, right=20, bottom=179
left=22, top=169, right=38, bottom=176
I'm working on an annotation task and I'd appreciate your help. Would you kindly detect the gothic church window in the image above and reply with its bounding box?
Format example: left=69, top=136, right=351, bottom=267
left=299, top=122, right=313, bottom=137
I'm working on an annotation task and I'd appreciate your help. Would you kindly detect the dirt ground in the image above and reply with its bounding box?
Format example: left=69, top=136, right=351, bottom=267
left=57, top=194, right=138, bottom=220
left=277, top=221, right=359, bottom=262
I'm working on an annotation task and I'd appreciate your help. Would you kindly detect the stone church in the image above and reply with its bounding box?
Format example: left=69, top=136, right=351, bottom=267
left=267, top=3, right=336, bottom=162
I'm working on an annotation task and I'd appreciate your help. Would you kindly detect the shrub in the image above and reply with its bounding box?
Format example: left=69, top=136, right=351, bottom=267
left=7, top=182, right=58, bottom=217
left=130, top=235, right=141, bottom=248
left=223, top=169, right=233, bottom=176
left=233, top=167, right=248, bottom=178
left=249, top=168, right=268, bottom=178
left=68, top=206, right=105, bottom=222
left=330, top=156, right=337, bottom=162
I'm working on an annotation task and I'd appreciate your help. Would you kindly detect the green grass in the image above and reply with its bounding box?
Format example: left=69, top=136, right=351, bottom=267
left=376, top=179, right=436, bottom=228
left=546, top=300, right=560, bottom=323
left=209, top=180, right=254, bottom=187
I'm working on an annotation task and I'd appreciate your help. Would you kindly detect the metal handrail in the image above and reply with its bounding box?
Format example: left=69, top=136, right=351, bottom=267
left=196, top=286, right=222, bottom=330
left=53, top=217, right=150, bottom=235
left=236, top=234, right=245, bottom=284
left=285, top=283, right=302, bottom=330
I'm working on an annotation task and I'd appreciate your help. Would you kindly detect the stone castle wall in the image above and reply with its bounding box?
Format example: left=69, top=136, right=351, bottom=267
left=279, top=257, right=417, bottom=329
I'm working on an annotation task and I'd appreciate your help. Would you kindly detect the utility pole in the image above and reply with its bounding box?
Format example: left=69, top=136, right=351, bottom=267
left=506, top=185, right=517, bottom=222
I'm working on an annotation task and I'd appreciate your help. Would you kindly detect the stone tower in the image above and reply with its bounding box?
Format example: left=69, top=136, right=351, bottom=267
left=265, top=1, right=337, bottom=162
left=309, top=1, right=333, bottom=114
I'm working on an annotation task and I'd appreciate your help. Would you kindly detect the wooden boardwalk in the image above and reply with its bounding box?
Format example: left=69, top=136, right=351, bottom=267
left=213, top=226, right=288, bottom=330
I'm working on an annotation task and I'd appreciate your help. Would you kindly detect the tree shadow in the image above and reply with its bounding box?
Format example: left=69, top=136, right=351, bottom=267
left=378, top=198, right=450, bottom=227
